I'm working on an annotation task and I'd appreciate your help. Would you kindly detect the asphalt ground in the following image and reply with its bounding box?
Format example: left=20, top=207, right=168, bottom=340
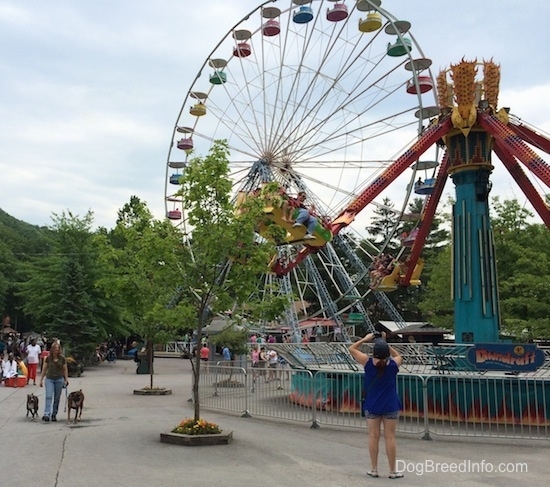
left=0, top=357, right=548, bottom=487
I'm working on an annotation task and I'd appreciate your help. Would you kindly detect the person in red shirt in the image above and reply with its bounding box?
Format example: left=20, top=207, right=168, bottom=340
left=200, top=344, right=210, bottom=373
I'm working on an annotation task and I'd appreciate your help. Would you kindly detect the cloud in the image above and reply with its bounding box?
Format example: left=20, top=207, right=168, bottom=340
left=0, top=0, right=548, bottom=232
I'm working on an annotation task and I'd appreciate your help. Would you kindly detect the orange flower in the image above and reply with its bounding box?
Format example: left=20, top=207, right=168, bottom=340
left=172, top=418, right=222, bottom=435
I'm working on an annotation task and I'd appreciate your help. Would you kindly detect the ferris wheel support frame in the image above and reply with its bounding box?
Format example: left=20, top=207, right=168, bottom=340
left=332, top=234, right=407, bottom=330
left=321, top=238, right=376, bottom=333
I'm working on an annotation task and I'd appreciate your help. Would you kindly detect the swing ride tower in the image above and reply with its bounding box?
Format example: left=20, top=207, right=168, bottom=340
left=442, top=61, right=501, bottom=343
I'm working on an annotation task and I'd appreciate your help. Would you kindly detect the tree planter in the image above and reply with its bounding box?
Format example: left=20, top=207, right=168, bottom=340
left=160, top=430, right=233, bottom=446
left=133, top=388, right=172, bottom=395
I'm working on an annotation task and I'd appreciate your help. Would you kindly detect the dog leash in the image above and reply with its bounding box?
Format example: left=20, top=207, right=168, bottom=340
left=63, top=386, right=69, bottom=413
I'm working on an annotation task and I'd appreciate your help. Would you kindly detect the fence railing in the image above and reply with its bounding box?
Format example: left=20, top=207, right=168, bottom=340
left=161, top=341, right=550, bottom=377
left=197, top=363, right=550, bottom=441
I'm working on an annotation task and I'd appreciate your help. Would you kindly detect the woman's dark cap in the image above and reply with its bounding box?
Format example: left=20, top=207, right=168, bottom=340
left=373, top=338, right=390, bottom=359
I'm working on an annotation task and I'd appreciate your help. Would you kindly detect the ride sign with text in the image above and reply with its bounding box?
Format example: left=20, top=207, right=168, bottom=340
left=467, top=343, right=545, bottom=372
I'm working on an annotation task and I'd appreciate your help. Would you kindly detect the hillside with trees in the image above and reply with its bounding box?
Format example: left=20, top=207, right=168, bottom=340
left=1, top=188, right=549, bottom=357
left=0, top=208, right=54, bottom=330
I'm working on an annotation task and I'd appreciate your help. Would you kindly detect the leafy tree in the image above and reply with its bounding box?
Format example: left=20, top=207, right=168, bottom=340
left=96, top=196, right=192, bottom=388
left=366, top=197, right=400, bottom=251
left=417, top=245, right=454, bottom=329
left=18, top=211, right=113, bottom=360
left=491, top=198, right=550, bottom=338
left=389, top=197, right=452, bottom=322
left=0, top=209, right=53, bottom=331
left=398, top=197, right=450, bottom=253
left=209, top=326, right=249, bottom=358
left=173, top=140, right=289, bottom=421
left=491, top=197, right=533, bottom=233
left=417, top=197, right=550, bottom=338
left=0, top=239, right=13, bottom=312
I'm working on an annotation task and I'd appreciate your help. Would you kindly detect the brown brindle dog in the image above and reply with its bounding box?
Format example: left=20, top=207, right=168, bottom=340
left=67, top=389, right=85, bottom=424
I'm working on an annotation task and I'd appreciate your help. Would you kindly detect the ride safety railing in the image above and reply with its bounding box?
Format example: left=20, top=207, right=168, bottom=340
left=193, top=344, right=550, bottom=441
left=154, top=341, right=192, bottom=357
left=161, top=341, right=550, bottom=378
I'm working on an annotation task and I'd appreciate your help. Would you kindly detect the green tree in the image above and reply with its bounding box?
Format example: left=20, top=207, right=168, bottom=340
left=491, top=198, right=550, bottom=338
left=0, top=209, right=53, bottom=331
left=174, top=140, right=288, bottom=421
left=398, top=197, right=450, bottom=252
left=417, top=245, right=454, bottom=329
left=0, top=239, right=13, bottom=312
left=52, top=254, right=102, bottom=358
left=491, top=197, right=533, bottom=233
left=18, top=211, right=113, bottom=360
left=96, top=196, right=192, bottom=388
left=366, top=197, right=400, bottom=251
left=392, top=197, right=451, bottom=321
left=417, top=197, right=550, bottom=338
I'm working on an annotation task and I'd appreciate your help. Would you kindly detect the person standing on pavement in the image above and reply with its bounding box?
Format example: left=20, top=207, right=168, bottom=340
left=39, top=342, right=69, bottom=422
left=25, top=337, right=41, bottom=385
left=221, top=345, right=233, bottom=379
left=255, top=346, right=268, bottom=382
left=222, top=345, right=232, bottom=364
left=267, top=349, right=279, bottom=383
left=349, top=332, right=404, bottom=480
left=199, top=343, right=210, bottom=372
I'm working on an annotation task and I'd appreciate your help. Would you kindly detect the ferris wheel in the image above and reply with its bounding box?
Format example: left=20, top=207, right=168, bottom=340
left=164, top=0, right=440, bottom=339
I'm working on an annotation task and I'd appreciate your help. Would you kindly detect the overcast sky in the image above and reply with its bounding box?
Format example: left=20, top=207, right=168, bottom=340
left=0, top=0, right=548, bottom=230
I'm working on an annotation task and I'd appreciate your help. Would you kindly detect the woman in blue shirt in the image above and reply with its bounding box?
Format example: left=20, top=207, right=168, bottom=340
left=349, top=332, right=403, bottom=479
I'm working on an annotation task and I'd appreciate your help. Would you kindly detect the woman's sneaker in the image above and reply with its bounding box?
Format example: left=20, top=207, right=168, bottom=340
left=42, top=415, right=50, bottom=422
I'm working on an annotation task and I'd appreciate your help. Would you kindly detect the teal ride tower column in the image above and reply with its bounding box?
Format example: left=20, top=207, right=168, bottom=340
left=447, top=128, right=501, bottom=343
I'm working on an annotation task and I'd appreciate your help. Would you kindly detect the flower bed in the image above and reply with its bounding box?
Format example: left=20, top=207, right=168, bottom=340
left=172, top=418, right=221, bottom=435
left=160, top=418, right=232, bottom=446
left=133, top=387, right=172, bottom=395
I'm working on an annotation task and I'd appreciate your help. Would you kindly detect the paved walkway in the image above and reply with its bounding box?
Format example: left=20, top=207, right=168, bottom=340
left=1, top=358, right=548, bottom=487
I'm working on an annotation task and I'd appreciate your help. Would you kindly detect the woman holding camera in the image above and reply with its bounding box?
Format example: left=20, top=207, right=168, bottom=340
left=349, top=332, right=403, bottom=479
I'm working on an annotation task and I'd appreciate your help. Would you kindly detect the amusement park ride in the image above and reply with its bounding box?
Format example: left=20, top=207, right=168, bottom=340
left=164, top=0, right=550, bottom=344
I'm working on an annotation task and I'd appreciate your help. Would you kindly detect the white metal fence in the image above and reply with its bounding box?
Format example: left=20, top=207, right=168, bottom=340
left=197, top=363, right=550, bottom=440
left=162, top=341, right=550, bottom=440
